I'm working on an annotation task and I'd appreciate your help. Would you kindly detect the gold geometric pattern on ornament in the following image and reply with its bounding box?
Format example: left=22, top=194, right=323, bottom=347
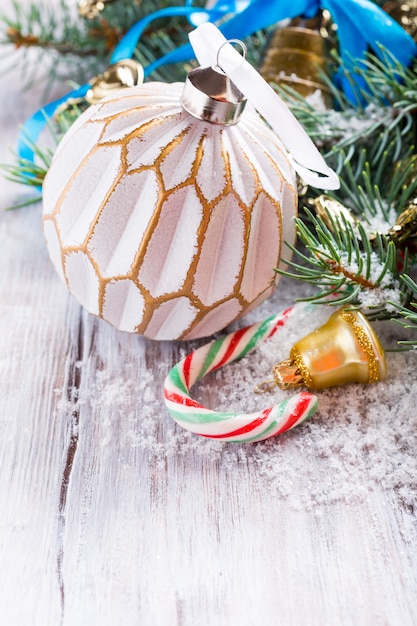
left=43, top=83, right=297, bottom=340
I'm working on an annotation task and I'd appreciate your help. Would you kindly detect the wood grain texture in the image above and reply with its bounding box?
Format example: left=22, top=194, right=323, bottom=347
left=1, top=4, right=417, bottom=624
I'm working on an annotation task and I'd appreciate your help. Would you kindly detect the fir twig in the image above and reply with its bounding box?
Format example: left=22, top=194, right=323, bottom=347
left=278, top=143, right=417, bottom=338
left=389, top=275, right=417, bottom=345
left=278, top=207, right=404, bottom=314
left=0, top=0, right=206, bottom=87
left=278, top=48, right=417, bottom=163
left=0, top=0, right=109, bottom=86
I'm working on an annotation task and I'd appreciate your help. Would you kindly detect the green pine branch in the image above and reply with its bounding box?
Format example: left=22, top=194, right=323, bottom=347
left=390, top=275, right=417, bottom=345
left=0, top=105, right=78, bottom=208
left=0, top=0, right=200, bottom=87
left=273, top=48, right=417, bottom=346
left=1, top=0, right=109, bottom=86
left=277, top=145, right=417, bottom=344
left=280, top=48, right=417, bottom=164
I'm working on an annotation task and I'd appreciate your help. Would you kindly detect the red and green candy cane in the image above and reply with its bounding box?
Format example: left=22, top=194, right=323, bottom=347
left=164, top=304, right=318, bottom=443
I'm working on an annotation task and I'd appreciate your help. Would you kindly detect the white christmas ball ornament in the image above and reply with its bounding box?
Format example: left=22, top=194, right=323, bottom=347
left=42, top=73, right=297, bottom=340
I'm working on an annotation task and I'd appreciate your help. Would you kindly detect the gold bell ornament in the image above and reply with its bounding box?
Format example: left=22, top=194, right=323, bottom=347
left=256, top=308, right=386, bottom=392
left=42, top=23, right=338, bottom=341
left=260, top=12, right=334, bottom=106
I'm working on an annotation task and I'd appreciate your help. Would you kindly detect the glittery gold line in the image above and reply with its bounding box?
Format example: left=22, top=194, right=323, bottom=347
left=340, top=310, right=380, bottom=383
left=290, top=347, right=314, bottom=389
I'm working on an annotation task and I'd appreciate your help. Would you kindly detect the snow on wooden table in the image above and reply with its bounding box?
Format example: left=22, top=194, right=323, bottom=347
left=0, top=8, right=417, bottom=625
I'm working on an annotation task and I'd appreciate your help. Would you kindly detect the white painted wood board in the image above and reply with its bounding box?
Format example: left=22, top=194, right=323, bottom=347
left=0, top=3, right=416, bottom=623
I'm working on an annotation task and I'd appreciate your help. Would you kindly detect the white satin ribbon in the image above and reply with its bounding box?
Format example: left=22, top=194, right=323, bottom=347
left=189, top=22, right=340, bottom=190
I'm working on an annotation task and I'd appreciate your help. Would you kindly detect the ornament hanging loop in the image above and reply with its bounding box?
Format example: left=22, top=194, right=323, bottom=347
left=181, top=36, right=248, bottom=126
left=215, top=38, right=247, bottom=73
left=189, top=23, right=340, bottom=190
left=181, top=36, right=247, bottom=126
left=254, top=361, right=304, bottom=394
left=254, top=378, right=281, bottom=394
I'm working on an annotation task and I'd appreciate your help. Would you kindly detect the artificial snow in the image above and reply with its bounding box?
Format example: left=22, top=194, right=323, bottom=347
left=317, top=102, right=392, bottom=146
left=57, top=285, right=417, bottom=515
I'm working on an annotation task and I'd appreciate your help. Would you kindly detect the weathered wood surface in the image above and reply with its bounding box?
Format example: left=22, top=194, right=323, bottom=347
left=1, top=5, right=417, bottom=624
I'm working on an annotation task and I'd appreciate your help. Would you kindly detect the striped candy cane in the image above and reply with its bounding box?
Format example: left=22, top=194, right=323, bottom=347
left=164, top=304, right=318, bottom=443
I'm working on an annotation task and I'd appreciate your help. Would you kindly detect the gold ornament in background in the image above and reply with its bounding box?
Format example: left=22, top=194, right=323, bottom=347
left=388, top=199, right=417, bottom=252
left=308, top=194, right=358, bottom=230
left=260, top=11, right=334, bottom=106
left=78, top=0, right=113, bottom=19
left=383, top=1, right=417, bottom=40
left=85, top=59, right=144, bottom=104
left=54, top=59, right=144, bottom=119
left=308, top=194, right=417, bottom=253
left=78, top=0, right=141, bottom=19
left=255, top=308, right=386, bottom=392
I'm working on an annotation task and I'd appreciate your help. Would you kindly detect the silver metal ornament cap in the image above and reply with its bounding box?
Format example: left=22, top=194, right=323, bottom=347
left=181, top=66, right=247, bottom=126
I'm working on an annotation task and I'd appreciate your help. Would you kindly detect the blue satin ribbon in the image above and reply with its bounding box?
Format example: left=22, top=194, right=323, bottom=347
left=149, top=0, right=417, bottom=79
left=324, top=0, right=417, bottom=102
left=17, top=85, right=90, bottom=165
left=18, top=0, right=417, bottom=181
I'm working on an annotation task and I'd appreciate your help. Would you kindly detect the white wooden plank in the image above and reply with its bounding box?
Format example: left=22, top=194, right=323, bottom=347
left=0, top=205, right=78, bottom=624
left=0, top=1, right=417, bottom=623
